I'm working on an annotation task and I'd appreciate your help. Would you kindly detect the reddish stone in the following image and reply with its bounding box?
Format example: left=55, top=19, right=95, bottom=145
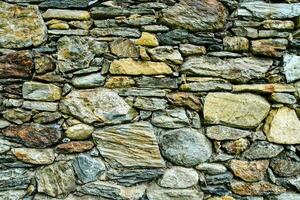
left=231, top=181, right=286, bottom=196
left=56, top=141, right=94, bottom=154
left=1, top=124, right=61, bottom=148
left=0, top=50, right=33, bottom=79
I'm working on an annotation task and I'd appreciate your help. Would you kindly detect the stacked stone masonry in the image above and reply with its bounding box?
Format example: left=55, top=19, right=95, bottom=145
left=1, top=0, right=300, bottom=199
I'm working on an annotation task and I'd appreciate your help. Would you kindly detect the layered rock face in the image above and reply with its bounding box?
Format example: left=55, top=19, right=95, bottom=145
left=0, top=0, right=300, bottom=199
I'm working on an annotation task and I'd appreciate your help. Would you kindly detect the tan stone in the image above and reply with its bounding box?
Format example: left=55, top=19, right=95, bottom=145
left=263, top=107, right=300, bottom=144
left=43, top=9, right=90, bottom=20
left=12, top=148, right=55, bottom=165
left=233, top=84, right=296, bottom=93
left=105, top=76, right=135, bottom=88
left=110, top=58, right=172, bottom=75
left=231, top=181, right=286, bottom=196
left=204, top=93, right=270, bottom=129
left=66, top=123, right=94, bottom=140
left=229, top=160, right=269, bottom=182
left=223, top=36, right=249, bottom=52
left=135, top=32, right=159, bottom=47
left=208, top=196, right=235, bottom=200
left=166, top=92, right=201, bottom=111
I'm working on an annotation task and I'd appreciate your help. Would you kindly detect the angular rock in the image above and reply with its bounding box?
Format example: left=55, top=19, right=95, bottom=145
left=61, top=88, right=137, bottom=125
left=11, top=148, right=55, bottom=164
left=1, top=124, right=61, bottom=148
left=0, top=168, right=33, bottom=190
left=48, top=29, right=88, bottom=36
left=204, top=93, right=270, bottom=129
left=35, top=55, right=55, bottom=75
left=201, top=185, right=230, bottom=196
left=33, top=112, right=62, bottom=124
left=270, top=93, right=296, bottom=104
left=158, top=167, right=199, bottom=189
left=43, top=9, right=90, bottom=20
left=270, top=158, right=300, bottom=177
left=68, top=20, right=93, bottom=30
left=36, top=161, right=76, bottom=197
left=283, top=54, right=300, bottom=83
left=3, top=108, right=31, bottom=124
left=23, top=101, right=58, bottom=112
left=22, top=81, right=62, bottom=101
left=206, top=125, right=251, bottom=140
left=0, top=50, right=34, bottom=79
left=0, top=2, right=47, bottom=49
left=93, top=122, right=165, bottom=168
left=223, top=37, right=249, bottom=52
left=72, top=73, right=105, bottom=88
left=134, top=97, right=167, bottom=111
left=222, top=138, right=250, bottom=155
left=196, top=163, right=227, bottom=175
left=0, top=191, right=27, bottom=200
left=273, top=192, right=300, bottom=200
left=105, top=76, right=135, bottom=88
left=204, top=172, right=233, bottom=185
left=229, top=160, right=269, bottom=182
left=166, top=92, right=201, bottom=111
left=264, top=107, right=300, bottom=144
left=66, top=123, right=94, bottom=140
left=181, top=56, right=272, bottom=83
left=147, top=183, right=204, bottom=200
left=179, top=44, right=206, bottom=56
left=160, top=128, right=212, bottom=167
left=232, top=84, right=296, bottom=93
left=237, top=1, right=300, bottom=19
left=107, top=168, right=164, bottom=186
left=72, top=154, right=105, bottom=183
left=136, top=32, right=159, bottom=47
left=230, top=181, right=286, bottom=196
left=243, top=141, right=284, bottom=160
left=116, top=15, right=156, bottom=27
left=251, top=39, right=288, bottom=57
left=262, top=20, right=295, bottom=30
left=56, top=141, right=94, bottom=154
left=78, top=181, right=146, bottom=200
left=160, top=0, right=227, bottom=32
left=91, top=28, right=141, bottom=38
left=39, top=0, right=99, bottom=8
left=151, top=108, right=190, bottom=128
left=110, top=38, right=139, bottom=58
left=135, top=76, right=178, bottom=89
left=110, top=58, right=172, bottom=75
left=118, top=88, right=167, bottom=97
left=90, top=7, right=154, bottom=19
left=180, top=78, right=232, bottom=92
left=147, top=46, right=183, bottom=65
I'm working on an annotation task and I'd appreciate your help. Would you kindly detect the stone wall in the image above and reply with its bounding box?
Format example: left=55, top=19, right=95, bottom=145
left=0, top=0, right=300, bottom=199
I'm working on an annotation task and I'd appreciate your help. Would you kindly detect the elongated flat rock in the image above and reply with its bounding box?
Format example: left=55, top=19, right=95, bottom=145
left=43, top=9, right=90, bottom=20
left=204, top=93, right=270, bottom=129
left=93, top=122, right=165, bottom=168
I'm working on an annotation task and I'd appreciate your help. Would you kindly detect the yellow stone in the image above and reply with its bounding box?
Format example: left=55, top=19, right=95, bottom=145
left=49, top=23, right=69, bottom=30
left=136, top=32, right=159, bottom=47
left=43, top=9, right=90, bottom=21
left=105, top=76, right=135, bottom=88
left=110, top=58, right=172, bottom=75
left=208, top=196, right=235, bottom=200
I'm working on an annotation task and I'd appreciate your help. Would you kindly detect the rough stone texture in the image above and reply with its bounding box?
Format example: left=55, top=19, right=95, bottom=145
left=160, top=0, right=228, bottom=32
left=0, top=2, right=47, bottom=49
left=206, top=125, right=251, bottom=140
left=243, top=141, right=284, bottom=160
left=270, top=158, right=300, bottom=177
left=61, top=88, right=137, bottom=125
left=0, top=168, right=33, bottom=191
left=283, top=54, right=300, bottom=83
left=93, top=122, right=165, bottom=168
left=65, top=123, right=94, bottom=140
left=56, top=141, right=94, bottom=154
left=151, top=108, right=191, bottom=128
left=110, top=38, right=139, bottom=58
left=204, top=93, right=270, bottom=129
left=166, top=92, right=201, bottom=111
left=181, top=56, right=273, bottom=83
left=160, top=128, right=212, bottom=167
left=12, top=148, right=55, bottom=164
left=23, top=81, right=62, bottom=101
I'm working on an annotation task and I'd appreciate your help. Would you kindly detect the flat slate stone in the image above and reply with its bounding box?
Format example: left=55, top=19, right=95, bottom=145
left=0, top=1, right=47, bottom=49
left=0, top=168, right=33, bottom=190
left=206, top=125, right=251, bottom=140
left=39, top=0, right=99, bottom=8
left=91, top=7, right=154, bottom=19
left=93, top=122, right=165, bottom=168
left=243, top=141, right=284, bottom=160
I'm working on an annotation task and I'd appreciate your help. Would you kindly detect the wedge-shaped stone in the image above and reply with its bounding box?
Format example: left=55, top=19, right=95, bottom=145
left=43, top=9, right=90, bottom=20
left=93, top=122, right=165, bottom=168
left=160, top=0, right=227, bottom=32
left=181, top=56, right=272, bottom=83
left=264, top=107, right=300, bottom=144
left=110, top=58, right=172, bottom=75
left=233, top=84, right=296, bottom=93
left=151, top=108, right=191, bottom=128
left=231, top=181, right=286, bottom=196
left=61, top=88, right=137, bottom=125
left=204, top=93, right=270, bottom=129
left=0, top=51, right=34, bottom=79
left=0, top=2, right=47, bottom=49
left=23, top=81, right=62, bottom=101
left=237, top=2, right=300, bottom=19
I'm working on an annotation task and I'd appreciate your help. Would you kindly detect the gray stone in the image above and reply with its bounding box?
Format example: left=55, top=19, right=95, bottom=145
left=206, top=125, right=252, bottom=140
left=23, top=81, right=62, bottom=102
left=33, top=112, right=62, bottom=124
left=48, top=29, right=89, bottom=36
left=94, top=19, right=118, bottom=28
left=179, top=78, right=232, bottom=92
left=2, top=108, right=31, bottom=124
left=107, top=168, right=164, bottom=186
left=147, top=183, right=204, bottom=200
left=0, top=2, right=47, bottom=49
left=93, top=122, right=165, bottom=168
left=72, top=73, right=105, bottom=88
left=22, top=101, right=58, bottom=112
left=203, top=172, right=233, bottom=185
left=91, top=28, right=141, bottom=38
left=160, top=0, right=227, bottom=32
left=39, top=0, right=99, bottom=8
left=151, top=108, right=190, bottom=128
left=237, top=1, right=300, bottom=19
left=160, top=128, right=212, bottom=167
left=283, top=54, right=300, bottom=83
left=147, top=46, right=183, bottom=65
left=270, top=158, right=300, bottom=177
left=118, top=88, right=168, bottom=97
left=134, top=97, right=167, bottom=111
left=36, top=161, right=76, bottom=197
left=243, top=141, right=284, bottom=160
left=158, top=167, right=199, bottom=189
left=135, top=76, right=179, bottom=89
left=0, top=168, right=33, bottom=190
left=232, top=27, right=258, bottom=39
left=201, top=185, right=230, bottom=196
left=141, top=25, right=170, bottom=32
left=0, top=119, right=10, bottom=129
left=271, top=192, right=300, bottom=200
left=270, top=93, right=297, bottom=104
left=179, top=44, right=206, bottom=56
left=181, top=56, right=272, bottom=83
left=195, top=163, right=227, bottom=175
left=61, top=88, right=137, bottom=125
left=116, top=15, right=156, bottom=27
left=0, top=191, right=26, bottom=200
left=72, top=154, right=106, bottom=183
left=91, top=7, right=154, bottom=19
